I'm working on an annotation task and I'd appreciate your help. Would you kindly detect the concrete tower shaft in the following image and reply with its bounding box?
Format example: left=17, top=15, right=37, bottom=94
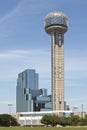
left=51, top=32, right=64, bottom=110
left=44, top=12, right=68, bottom=111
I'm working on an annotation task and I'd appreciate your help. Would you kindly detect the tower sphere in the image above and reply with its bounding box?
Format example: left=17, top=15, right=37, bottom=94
left=44, top=12, right=69, bottom=34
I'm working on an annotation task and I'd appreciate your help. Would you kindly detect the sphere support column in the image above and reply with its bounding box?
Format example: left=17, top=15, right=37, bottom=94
left=51, top=32, right=64, bottom=111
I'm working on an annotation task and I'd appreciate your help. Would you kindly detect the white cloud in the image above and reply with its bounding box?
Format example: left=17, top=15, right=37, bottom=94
left=0, top=49, right=50, bottom=82
left=0, top=48, right=87, bottom=81
left=0, top=49, right=49, bottom=59
left=0, top=1, right=21, bottom=24
left=0, top=0, right=45, bottom=24
left=65, top=57, right=87, bottom=72
left=65, top=49, right=87, bottom=80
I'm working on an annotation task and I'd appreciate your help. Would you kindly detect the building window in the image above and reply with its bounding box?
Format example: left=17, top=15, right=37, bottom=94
left=26, top=94, right=28, bottom=101
left=24, top=88, right=26, bottom=94
left=59, top=40, right=62, bottom=47
left=58, top=34, right=62, bottom=47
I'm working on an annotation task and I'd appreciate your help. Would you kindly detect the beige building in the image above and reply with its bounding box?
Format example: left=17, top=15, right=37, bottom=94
left=72, top=111, right=86, bottom=118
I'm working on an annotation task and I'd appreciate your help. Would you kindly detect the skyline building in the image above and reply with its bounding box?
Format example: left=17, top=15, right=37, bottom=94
left=16, top=69, right=52, bottom=112
left=16, top=69, right=39, bottom=112
left=44, top=12, right=68, bottom=111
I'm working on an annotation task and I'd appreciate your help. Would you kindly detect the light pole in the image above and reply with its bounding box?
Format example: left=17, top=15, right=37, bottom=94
left=8, top=104, right=12, bottom=115
left=81, top=104, right=84, bottom=118
left=8, top=104, right=13, bottom=127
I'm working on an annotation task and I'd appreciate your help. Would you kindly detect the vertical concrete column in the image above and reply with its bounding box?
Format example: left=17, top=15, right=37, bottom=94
left=51, top=33, right=64, bottom=111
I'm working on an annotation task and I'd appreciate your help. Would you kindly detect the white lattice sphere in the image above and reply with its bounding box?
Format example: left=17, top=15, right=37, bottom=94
left=44, top=12, right=69, bottom=34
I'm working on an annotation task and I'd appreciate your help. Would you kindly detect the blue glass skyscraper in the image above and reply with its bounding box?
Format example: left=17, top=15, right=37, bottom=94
left=16, top=69, right=39, bottom=112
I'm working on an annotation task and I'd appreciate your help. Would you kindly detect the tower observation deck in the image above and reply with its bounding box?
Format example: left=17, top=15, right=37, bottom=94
left=44, top=12, right=68, bottom=111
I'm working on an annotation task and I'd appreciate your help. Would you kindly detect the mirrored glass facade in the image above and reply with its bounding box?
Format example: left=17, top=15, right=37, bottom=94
left=16, top=69, right=39, bottom=112
left=16, top=69, right=52, bottom=113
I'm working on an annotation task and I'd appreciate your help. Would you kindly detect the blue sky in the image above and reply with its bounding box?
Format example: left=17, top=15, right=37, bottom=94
left=0, top=0, right=87, bottom=114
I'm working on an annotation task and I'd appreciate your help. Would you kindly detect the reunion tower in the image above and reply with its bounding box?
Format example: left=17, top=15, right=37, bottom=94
left=44, top=12, right=69, bottom=111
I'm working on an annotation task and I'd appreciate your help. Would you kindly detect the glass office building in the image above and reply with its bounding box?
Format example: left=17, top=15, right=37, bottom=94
left=16, top=69, right=39, bottom=112
left=16, top=69, right=52, bottom=113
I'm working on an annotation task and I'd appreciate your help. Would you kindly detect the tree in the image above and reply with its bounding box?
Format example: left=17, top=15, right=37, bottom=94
left=41, top=115, right=51, bottom=126
left=0, top=114, right=19, bottom=127
left=70, top=115, right=80, bottom=126
left=41, top=114, right=87, bottom=127
left=49, top=115, right=58, bottom=127
left=59, top=116, right=67, bottom=126
left=41, top=114, right=60, bottom=127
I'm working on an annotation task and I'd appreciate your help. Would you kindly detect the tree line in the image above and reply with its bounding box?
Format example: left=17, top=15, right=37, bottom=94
left=41, top=114, right=87, bottom=127
left=0, top=114, right=19, bottom=127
